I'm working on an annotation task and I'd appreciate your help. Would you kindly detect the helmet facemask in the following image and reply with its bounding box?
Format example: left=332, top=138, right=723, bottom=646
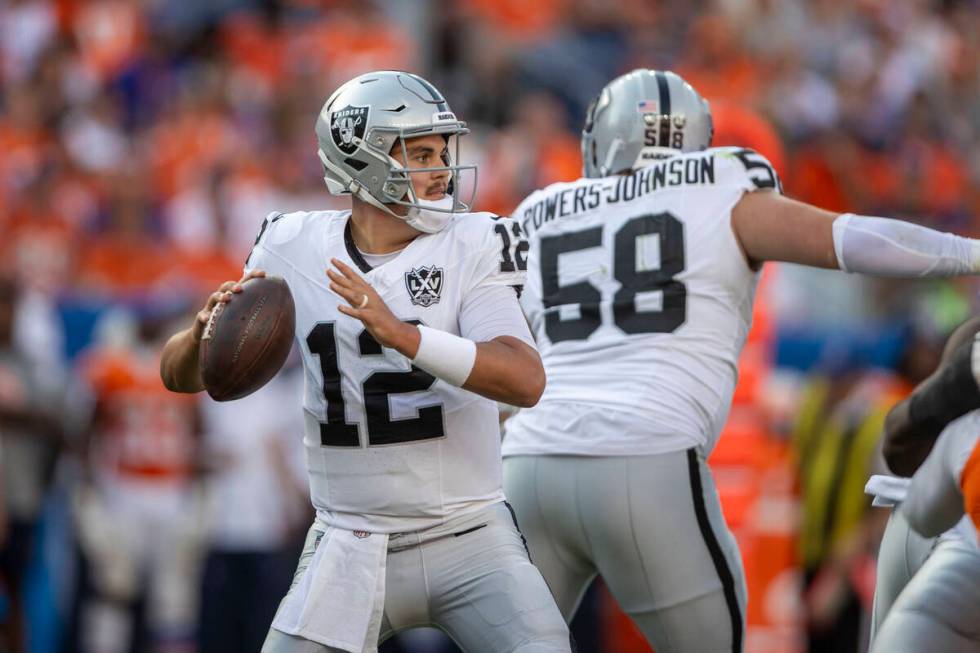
left=379, top=129, right=477, bottom=217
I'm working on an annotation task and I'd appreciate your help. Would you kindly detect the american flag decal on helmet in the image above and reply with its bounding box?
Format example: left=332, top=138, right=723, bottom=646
left=637, top=99, right=659, bottom=113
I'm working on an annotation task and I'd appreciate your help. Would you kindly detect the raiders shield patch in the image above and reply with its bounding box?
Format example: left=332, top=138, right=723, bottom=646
left=405, top=266, right=443, bottom=307
left=330, top=105, right=369, bottom=155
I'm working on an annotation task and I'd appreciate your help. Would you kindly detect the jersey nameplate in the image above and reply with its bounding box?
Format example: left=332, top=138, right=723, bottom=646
left=519, top=155, right=716, bottom=235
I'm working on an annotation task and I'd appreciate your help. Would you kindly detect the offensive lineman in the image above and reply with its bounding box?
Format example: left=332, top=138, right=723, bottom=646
left=160, top=71, right=570, bottom=653
left=501, top=69, right=980, bottom=653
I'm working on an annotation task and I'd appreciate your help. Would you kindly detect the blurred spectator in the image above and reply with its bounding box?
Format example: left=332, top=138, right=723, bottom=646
left=0, top=277, right=65, bottom=652
left=195, top=359, right=309, bottom=653
left=675, top=11, right=764, bottom=106
left=70, top=308, right=204, bottom=653
left=0, top=0, right=57, bottom=84
left=792, top=327, right=944, bottom=653
left=711, top=100, right=786, bottom=177
left=476, top=91, right=581, bottom=215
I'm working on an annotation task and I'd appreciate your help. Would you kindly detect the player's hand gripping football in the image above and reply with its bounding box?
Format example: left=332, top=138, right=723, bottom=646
left=191, top=269, right=267, bottom=343
left=327, top=258, right=421, bottom=356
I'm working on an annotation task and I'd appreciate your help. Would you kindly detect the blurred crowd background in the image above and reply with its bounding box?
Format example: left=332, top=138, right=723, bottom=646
left=1, top=0, right=979, bottom=652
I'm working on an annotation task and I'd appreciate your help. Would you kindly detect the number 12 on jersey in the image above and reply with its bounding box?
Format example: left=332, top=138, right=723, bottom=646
left=306, top=321, right=445, bottom=447
left=539, top=212, right=687, bottom=343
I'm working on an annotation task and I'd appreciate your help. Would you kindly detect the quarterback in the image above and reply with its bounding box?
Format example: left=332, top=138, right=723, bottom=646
left=160, top=71, right=570, bottom=653
left=501, top=69, right=980, bottom=652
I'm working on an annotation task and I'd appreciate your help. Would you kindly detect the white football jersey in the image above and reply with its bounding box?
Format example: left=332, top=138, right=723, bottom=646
left=246, top=209, right=526, bottom=533
left=503, top=147, right=780, bottom=457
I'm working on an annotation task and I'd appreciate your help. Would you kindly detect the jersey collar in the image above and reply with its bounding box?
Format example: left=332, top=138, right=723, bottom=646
left=344, top=218, right=374, bottom=274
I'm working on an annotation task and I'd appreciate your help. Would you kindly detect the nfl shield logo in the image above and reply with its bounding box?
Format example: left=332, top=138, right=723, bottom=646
left=405, top=266, right=443, bottom=307
left=330, top=104, right=369, bottom=155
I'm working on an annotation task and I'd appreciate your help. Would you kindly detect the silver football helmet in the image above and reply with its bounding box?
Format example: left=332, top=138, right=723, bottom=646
left=315, top=70, right=476, bottom=232
left=582, top=69, right=713, bottom=178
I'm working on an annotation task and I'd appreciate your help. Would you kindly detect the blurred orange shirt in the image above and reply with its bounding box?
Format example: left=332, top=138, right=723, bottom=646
left=711, top=102, right=786, bottom=179
left=75, top=234, right=173, bottom=295
left=80, top=348, right=197, bottom=483
left=292, top=14, right=416, bottom=84
left=462, top=0, right=566, bottom=40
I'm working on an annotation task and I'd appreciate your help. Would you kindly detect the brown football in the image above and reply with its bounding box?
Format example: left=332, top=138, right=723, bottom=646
left=199, top=276, right=295, bottom=402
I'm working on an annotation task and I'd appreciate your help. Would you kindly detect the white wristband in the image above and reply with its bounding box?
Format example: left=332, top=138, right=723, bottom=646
left=411, top=325, right=477, bottom=387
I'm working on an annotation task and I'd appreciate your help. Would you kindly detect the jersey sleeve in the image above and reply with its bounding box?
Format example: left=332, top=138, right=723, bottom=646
left=465, top=214, right=528, bottom=290
left=714, top=147, right=783, bottom=195
left=453, top=213, right=533, bottom=344
left=459, top=283, right=535, bottom=346
left=244, top=211, right=286, bottom=274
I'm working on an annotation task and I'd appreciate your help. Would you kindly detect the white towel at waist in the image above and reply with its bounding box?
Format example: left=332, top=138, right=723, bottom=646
left=272, top=524, right=388, bottom=652
left=865, top=474, right=911, bottom=507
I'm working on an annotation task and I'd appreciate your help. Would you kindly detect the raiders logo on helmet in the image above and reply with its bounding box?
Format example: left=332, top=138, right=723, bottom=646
left=405, top=266, right=443, bottom=307
left=330, top=105, right=369, bottom=155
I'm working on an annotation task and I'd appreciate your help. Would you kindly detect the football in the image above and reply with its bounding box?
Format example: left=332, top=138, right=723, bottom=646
left=199, top=276, right=296, bottom=402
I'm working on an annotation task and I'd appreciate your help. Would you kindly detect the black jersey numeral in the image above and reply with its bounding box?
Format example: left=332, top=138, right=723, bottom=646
left=540, top=226, right=604, bottom=342
left=306, top=321, right=444, bottom=447
left=306, top=323, right=359, bottom=446
left=733, top=149, right=780, bottom=191
left=539, top=212, right=687, bottom=343
left=493, top=220, right=528, bottom=273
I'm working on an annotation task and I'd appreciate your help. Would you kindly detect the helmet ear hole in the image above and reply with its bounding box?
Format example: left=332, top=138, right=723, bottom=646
left=344, top=158, right=368, bottom=172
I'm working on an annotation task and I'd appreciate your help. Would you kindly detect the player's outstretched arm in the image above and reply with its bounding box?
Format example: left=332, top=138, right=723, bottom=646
left=731, top=191, right=980, bottom=275
left=160, top=270, right=266, bottom=393
left=327, top=259, right=545, bottom=407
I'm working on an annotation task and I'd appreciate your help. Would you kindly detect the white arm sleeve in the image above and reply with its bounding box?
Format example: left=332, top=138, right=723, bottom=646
left=832, top=213, right=980, bottom=277
left=459, top=284, right=535, bottom=348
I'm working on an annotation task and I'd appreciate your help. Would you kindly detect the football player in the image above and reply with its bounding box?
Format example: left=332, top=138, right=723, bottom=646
left=160, top=71, right=570, bottom=653
left=870, top=331, right=980, bottom=652
left=501, top=69, right=980, bottom=653
left=865, top=316, right=980, bottom=642
left=866, top=316, right=980, bottom=651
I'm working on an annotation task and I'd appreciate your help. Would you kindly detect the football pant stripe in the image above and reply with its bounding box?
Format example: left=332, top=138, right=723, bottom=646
left=686, top=448, right=743, bottom=653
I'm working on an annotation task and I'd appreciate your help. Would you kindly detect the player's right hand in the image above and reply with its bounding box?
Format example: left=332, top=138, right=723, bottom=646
left=191, top=269, right=266, bottom=342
